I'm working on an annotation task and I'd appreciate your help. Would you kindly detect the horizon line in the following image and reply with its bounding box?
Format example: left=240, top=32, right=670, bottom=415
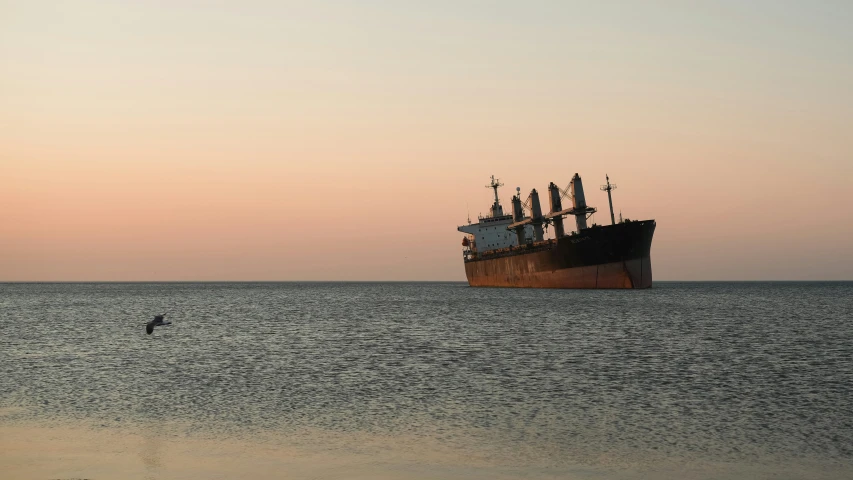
left=1, top=280, right=851, bottom=284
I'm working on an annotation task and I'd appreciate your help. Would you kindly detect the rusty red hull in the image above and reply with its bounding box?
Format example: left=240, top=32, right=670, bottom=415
left=464, top=220, right=656, bottom=289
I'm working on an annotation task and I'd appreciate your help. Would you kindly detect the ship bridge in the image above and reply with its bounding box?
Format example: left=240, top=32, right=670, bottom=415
left=458, top=176, right=533, bottom=255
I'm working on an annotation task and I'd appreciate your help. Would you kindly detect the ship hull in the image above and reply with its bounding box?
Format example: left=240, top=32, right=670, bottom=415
left=464, top=220, right=655, bottom=289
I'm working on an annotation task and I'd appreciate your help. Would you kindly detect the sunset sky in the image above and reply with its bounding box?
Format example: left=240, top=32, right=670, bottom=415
left=2, top=1, right=851, bottom=281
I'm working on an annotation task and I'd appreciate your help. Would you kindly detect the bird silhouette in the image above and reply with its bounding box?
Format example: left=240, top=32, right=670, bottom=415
left=146, top=314, right=167, bottom=335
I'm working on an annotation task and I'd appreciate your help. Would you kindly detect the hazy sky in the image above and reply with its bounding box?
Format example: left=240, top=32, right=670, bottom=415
left=2, top=1, right=851, bottom=281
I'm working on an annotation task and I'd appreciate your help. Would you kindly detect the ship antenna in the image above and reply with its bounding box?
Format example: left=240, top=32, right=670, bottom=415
left=484, top=175, right=506, bottom=217
left=485, top=175, right=503, bottom=204
left=600, top=174, right=617, bottom=225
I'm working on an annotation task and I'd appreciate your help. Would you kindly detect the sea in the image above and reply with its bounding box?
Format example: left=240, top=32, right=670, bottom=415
left=1, top=281, right=851, bottom=480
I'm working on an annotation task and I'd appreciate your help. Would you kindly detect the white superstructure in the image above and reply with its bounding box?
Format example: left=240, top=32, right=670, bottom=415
left=458, top=176, right=533, bottom=256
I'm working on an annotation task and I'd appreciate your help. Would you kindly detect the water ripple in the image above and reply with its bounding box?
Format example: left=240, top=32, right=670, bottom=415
left=1, top=281, right=852, bottom=477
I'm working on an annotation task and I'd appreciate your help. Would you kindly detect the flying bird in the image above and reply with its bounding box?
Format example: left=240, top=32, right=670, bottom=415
left=146, top=314, right=167, bottom=335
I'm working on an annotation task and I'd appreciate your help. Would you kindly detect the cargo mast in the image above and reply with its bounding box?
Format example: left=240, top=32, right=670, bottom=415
left=511, top=189, right=527, bottom=244
left=547, top=182, right=566, bottom=238
left=600, top=174, right=617, bottom=225
left=569, top=173, right=596, bottom=231
left=528, top=189, right=545, bottom=242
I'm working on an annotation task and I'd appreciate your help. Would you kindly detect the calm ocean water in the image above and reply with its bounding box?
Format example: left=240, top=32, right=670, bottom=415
left=1, top=282, right=852, bottom=479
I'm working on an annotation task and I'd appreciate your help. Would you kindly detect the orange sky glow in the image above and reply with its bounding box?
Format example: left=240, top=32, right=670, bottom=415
left=2, top=1, right=852, bottom=281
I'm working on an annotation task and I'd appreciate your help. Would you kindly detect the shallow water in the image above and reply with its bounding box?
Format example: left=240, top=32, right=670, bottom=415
left=1, top=282, right=852, bottom=479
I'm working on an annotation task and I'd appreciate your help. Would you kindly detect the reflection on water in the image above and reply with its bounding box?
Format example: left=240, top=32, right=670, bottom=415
left=1, top=282, right=852, bottom=479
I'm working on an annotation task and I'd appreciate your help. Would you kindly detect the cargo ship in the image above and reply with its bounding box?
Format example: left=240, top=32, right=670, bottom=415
left=458, top=174, right=655, bottom=288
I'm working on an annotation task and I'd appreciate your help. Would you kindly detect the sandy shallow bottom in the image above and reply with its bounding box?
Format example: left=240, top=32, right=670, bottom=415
left=1, top=421, right=550, bottom=480
left=2, top=420, right=851, bottom=480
